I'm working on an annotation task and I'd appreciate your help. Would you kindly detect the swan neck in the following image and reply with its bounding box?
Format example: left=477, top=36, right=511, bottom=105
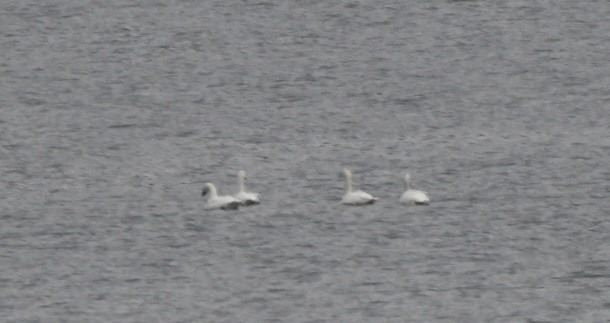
left=405, top=178, right=411, bottom=190
left=238, top=173, right=245, bottom=192
left=345, top=173, right=353, bottom=193
left=208, top=184, right=218, bottom=198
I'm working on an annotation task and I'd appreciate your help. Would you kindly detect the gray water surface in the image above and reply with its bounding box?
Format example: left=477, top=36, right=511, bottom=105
left=1, top=1, right=610, bottom=322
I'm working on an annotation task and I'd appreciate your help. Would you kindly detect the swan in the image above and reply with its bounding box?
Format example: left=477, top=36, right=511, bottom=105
left=201, top=183, right=240, bottom=210
left=399, top=173, right=430, bottom=205
left=341, top=168, right=378, bottom=205
left=234, top=170, right=260, bottom=206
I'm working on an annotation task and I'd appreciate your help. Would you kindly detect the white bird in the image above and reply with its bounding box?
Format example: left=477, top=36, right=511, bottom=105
left=341, top=168, right=378, bottom=205
left=234, top=170, right=260, bottom=206
left=201, top=182, right=240, bottom=210
left=399, top=173, right=430, bottom=205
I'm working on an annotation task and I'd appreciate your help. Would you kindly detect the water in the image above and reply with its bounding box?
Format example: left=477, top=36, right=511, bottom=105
left=1, top=1, right=609, bottom=321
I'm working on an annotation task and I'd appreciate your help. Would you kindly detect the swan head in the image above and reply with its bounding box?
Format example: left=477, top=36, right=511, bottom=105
left=342, top=168, right=352, bottom=178
left=404, top=173, right=411, bottom=182
left=201, top=183, right=214, bottom=196
left=238, top=170, right=247, bottom=179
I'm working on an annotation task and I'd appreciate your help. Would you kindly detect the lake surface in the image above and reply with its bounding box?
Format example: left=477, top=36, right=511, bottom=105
left=1, top=1, right=609, bottom=322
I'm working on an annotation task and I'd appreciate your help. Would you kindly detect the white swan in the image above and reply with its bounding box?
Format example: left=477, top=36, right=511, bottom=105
left=201, top=183, right=240, bottom=210
left=341, top=168, right=378, bottom=205
left=399, top=173, right=430, bottom=205
left=234, top=170, right=260, bottom=206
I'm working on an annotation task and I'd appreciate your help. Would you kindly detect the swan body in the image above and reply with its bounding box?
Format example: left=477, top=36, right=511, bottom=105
left=341, top=168, right=378, bottom=205
left=202, top=183, right=240, bottom=210
left=234, top=170, right=260, bottom=206
left=400, top=173, right=430, bottom=205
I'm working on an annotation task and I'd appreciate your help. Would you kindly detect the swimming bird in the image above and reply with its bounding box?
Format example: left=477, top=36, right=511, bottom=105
left=201, top=183, right=240, bottom=210
left=234, top=170, right=260, bottom=206
left=399, top=173, right=430, bottom=205
left=341, top=168, right=378, bottom=205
